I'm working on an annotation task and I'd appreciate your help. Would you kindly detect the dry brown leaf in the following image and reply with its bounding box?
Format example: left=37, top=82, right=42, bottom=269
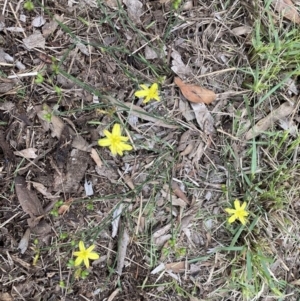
left=273, top=0, right=300, bottom=24
left=23, top=32, right=45, bottom=49
left=18, top=228, right=31, bottom=254
left=0, top=292, right=13, bottom=301
left=165, top=261, right=188, bottom=273
left=14, top=148, right=38, bottom=159
left=245, top=101, right=295, bottom=140
left=172, top=181, right=190, bottom=205
left=171, top=50, right=193, bottom=77
left=31, top=181, right=57, bottom=199
left=58, top=198, right=74, bottom=215
left=123, top=0, right=143, bottom=24
left=191, top=103, right=215, bottom=135
left=116, top=228, right=130, bottom=275
left=90, top=148, right=102, bottom=167
left=231, top=26, right=252, bottom=36
left=15, top=176, right=44, bottom=219
left=174, top=77, right=216, bottom=104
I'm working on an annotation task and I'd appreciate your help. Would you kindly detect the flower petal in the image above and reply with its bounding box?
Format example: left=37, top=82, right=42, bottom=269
left=120, top=143, right=133, bottom=151
left=135, top=90, right=149, bottom=98
left=140, top=84, right=149, bottom=90
left=120, top=136, right=129, bottom=142
left=228, top=215, right=237, bottom=224
left=74, top=256, right=83, bottom=266
left=109, top=145, right=118, bottom=156
left=112, top=124, right=121, bottom=136
left=88, top=252, right=100, bottom=260
left=87, top=245, right=95, bottom=252
left=239, top=216, right=247, bottom=225
left=98, top=138, right=111, bottom=147
left=103, top=129, right=112, bottom=138
left=79, top=241, right=85, bottom=251
left=150, top=83, right=158, bottom=93
left=241, top=202, right=247, bottom=210
left=84, top=257, right=90, bottom=269
left=225, top=208, right=236, bottom=214
left=234, top=199, right=241, bottom=210
left=143, top=95, right=151, bottom=104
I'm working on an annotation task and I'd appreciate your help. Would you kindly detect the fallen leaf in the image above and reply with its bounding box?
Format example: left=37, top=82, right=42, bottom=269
left=42, top=14, right=63, bottom=38
left=245, top=101, right=295, bottom=140
left=32, top=15, right=46, bottom=27
left=231, top=26, right=252, bottom=36
left=112, top=204, right=123, bottom=238
left=23, top=32, right=45, bottom=49
left=123, top=0, right=143, bottom=24
left=90, top=148, right=102, bottom=167
left=165, top=261, right=188, bottom=273
left=174, top=77, right=216, bottom=104
left=14, top=148, right=38, bottom=159
left=15, top=176, right=44, bottom=220
left=31, top=181, right=57, bottom=199
left=15, top=176, right=51, bottom=235
left=191, top=103, right=215, bottom=135
left=116, top=228, right=130, bottom=275
left=58, top=198, right=74, bottom=215
left=104, top=0, right=118, bottom=8
left=178, top=99, right=195, bottom=121
left=0, top=292, right=13, bottom=301
left=172, top=181, right=190, bottom=205
left=273, top=0, right=300, bottom=24
left=0, top=101, right=15, bottom=111
left=151, top=263, right=165, bottom=274
left=171, top=50, right=193, bottom=77
left=18, top=228, right=31, bottom=254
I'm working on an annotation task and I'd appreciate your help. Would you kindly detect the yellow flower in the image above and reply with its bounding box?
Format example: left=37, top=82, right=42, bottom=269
left=73, top=241, right=99, bottom=269
left=98, top=123, right=133, bottom=156
left=134, top=83, right=160, bottom=103
left=225, top=199, right=249, bottom=225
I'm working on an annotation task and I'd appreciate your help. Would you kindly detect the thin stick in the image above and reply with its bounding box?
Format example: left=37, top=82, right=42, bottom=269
left=196, top=67, right=237, bottom=79
left=2, top=0, right=8, bottom=15
left=8, top=2, right=26, bottom=38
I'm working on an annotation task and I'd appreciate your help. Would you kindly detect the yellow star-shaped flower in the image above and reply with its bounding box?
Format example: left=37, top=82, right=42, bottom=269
left=225, top=199, right=249, bottom=225
left=73, top=241, right=99, bottom=269
left=98, top=123, right=133, bottom=156
left=134, top=83, right=160, bottom=104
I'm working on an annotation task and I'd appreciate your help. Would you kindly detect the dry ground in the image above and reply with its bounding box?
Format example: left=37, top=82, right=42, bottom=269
left=1, top=0, right=300, bottom=300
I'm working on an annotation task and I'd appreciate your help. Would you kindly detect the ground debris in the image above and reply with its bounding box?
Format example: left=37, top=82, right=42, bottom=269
left=245, top=101, right=295, bottom=140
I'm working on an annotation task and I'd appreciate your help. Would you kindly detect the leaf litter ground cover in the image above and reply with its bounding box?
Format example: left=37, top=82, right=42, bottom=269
left=1, top=0, right=300, bottom=300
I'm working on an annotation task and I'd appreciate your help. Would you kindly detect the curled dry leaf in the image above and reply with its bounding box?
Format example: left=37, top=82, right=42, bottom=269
left=245, top=101, right=294, bottom=140
left=273, top=0, right=300, bottom=24
left=174, top=77, right=216, bottom=104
